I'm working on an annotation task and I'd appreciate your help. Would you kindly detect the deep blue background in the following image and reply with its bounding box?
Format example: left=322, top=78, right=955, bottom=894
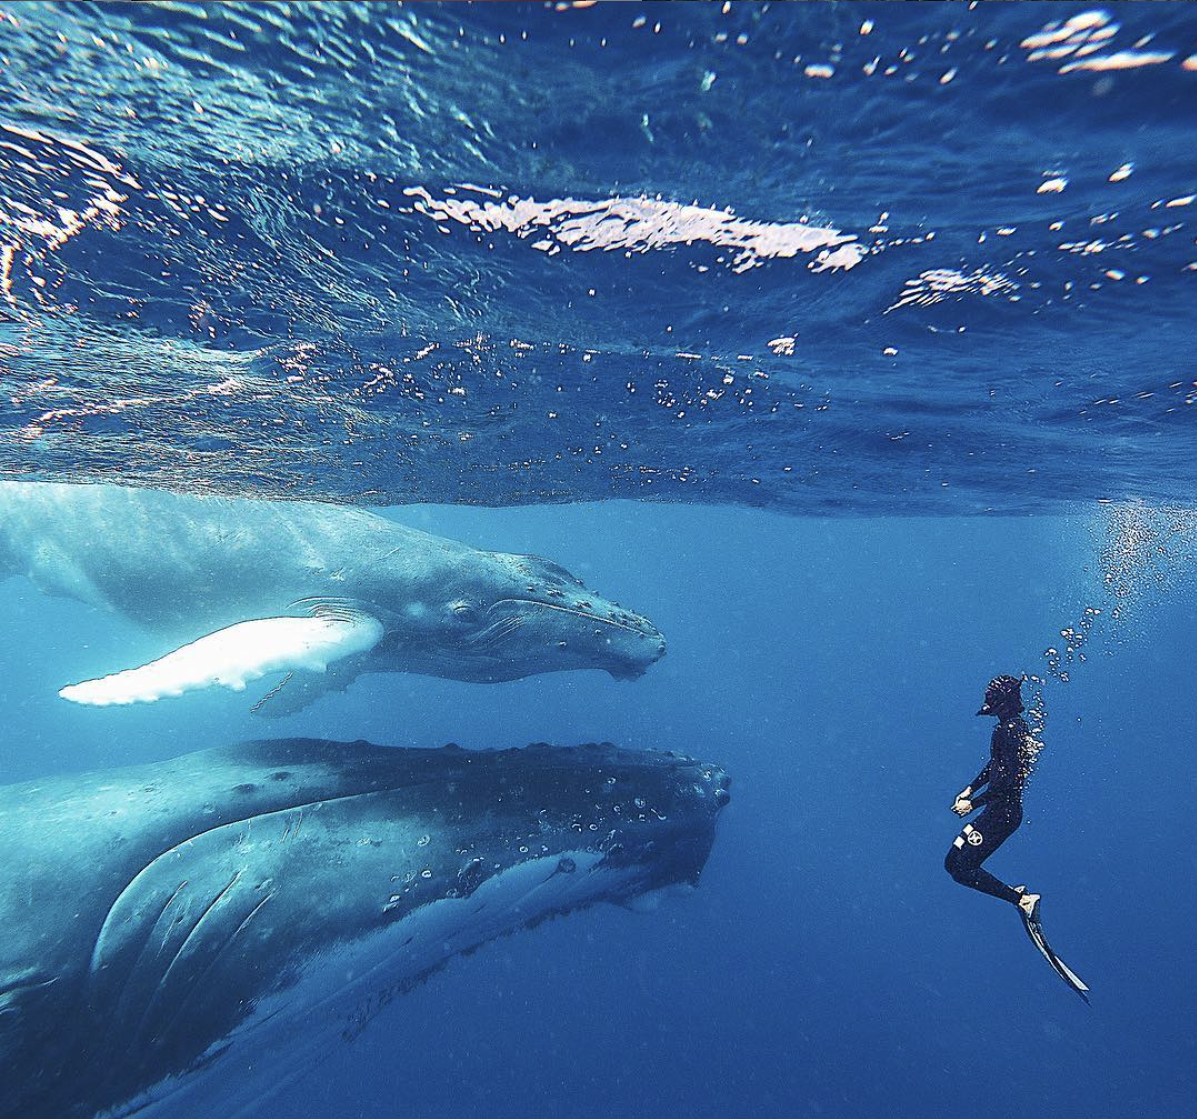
left=4, top=502, right=1194, bottom=1118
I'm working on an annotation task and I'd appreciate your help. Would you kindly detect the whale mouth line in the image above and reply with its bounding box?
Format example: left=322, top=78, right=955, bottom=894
left=489, top=598, right=659, bottom=641
left=464, top=613, right=524, bottom=650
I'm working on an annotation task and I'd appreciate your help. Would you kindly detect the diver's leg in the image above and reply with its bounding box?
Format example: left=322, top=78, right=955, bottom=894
left=944, top=808, right=1022, bottom=905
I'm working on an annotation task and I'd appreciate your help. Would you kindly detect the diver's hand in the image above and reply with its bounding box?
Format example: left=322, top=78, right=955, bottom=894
left=952, top=797, right=974, bottom=817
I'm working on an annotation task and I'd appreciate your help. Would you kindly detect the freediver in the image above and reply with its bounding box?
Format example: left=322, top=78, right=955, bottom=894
left=944, top=674, right=1037, bottom=917
left=944, top=674, right=1090, bottom=1002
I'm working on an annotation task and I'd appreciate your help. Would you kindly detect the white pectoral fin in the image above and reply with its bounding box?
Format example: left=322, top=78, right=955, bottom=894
left=59, top=612, right=384, bottom=707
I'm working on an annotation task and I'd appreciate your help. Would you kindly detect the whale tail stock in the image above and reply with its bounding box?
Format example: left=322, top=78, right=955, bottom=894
left=59, top=608, right=383, bottom=707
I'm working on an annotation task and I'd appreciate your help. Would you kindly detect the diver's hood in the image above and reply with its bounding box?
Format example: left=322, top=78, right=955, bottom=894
left=977, top=674, right=1024, bottom=716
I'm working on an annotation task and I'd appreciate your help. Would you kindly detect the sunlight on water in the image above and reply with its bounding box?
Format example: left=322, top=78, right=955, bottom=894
left=0, top=1, right=1193, bottom=509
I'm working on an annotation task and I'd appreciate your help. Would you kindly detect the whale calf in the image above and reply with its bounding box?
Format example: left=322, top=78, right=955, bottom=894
left=0, top=481, right=665, bottom=710
left=0, top=737, right=729, bottom=1119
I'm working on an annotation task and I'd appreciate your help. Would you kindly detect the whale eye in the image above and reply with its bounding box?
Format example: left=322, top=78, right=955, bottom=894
left=450, top=601, right=479, bottom=623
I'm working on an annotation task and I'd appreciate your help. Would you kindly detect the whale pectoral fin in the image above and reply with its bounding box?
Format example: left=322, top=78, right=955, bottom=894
left=251, top=656, right=365, bottom=718
left=58, top=612, right=384, bottom=707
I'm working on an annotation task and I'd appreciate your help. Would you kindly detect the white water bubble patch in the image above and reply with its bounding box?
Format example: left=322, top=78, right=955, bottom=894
left=1096, top=504, right=1197, bottom=623
left=1021, top=9, right=1179, bottom=74
left=402, top=187, right=863, bottom=274
left=1020, top=8, right=1114, bottom=55
left=1041, top=505, right=1197, bottom=689
left=1059, top=50, right=1175, bottom=75
left=1027, top=506, right=1197, bottom=772
left=886, top=267, right=1019, bottom=313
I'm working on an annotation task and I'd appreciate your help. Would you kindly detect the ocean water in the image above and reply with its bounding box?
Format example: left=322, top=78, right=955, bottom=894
left=1, top=3, right=1196, bottom=1118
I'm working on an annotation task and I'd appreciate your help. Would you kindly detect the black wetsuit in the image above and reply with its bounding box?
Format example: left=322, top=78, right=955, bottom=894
left=944, top=715, right=1029, bottom=906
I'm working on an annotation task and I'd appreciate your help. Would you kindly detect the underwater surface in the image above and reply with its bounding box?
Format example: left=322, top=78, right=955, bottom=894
left=1, top=2, right=1196, bottom=1118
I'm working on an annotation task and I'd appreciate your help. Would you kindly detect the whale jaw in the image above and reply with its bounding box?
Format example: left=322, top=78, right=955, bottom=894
left=440, top=594, right=666, bottom=683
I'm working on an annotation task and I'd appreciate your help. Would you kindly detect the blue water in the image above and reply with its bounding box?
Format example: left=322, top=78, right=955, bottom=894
left=2, top=2, right=1197, bottom=1118
left=2, top=1, right=1196, bottom=510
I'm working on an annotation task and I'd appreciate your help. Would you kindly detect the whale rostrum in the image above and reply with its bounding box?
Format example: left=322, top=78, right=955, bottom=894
left=0, top=737, right=729, bottom=1119
left=0, top=481, right=666, bottom=710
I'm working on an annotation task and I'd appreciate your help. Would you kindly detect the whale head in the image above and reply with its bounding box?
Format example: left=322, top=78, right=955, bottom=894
left=395, top=550, right=666, bottom=683
left=0, top=738, right=729, bottom=1119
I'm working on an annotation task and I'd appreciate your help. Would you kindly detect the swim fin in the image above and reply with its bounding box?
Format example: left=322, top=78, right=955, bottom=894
left=1018, top=895, right=1091, bottom=1004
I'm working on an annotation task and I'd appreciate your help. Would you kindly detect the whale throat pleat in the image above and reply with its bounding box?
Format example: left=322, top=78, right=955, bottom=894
left=58, top=613, right=384, bottom=706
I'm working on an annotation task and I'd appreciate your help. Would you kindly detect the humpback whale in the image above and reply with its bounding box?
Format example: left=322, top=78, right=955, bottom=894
left=0, top=737, right=729, bottom=1119
left=0, top=481, right=665, bottom=710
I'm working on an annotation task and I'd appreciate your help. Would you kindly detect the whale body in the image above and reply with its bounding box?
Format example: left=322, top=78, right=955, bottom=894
left=0, top=737, right=729, bottom=1119
left=0, top=481, right=665, bottom=710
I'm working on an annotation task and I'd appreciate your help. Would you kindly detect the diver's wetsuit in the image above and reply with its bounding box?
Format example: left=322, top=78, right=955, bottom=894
left=944, top=715, right=1029, bottom=906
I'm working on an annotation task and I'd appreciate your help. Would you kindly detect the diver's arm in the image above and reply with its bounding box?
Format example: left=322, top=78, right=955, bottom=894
left=953, top=761, right=989, bottom=813
left=964, top=759, right=1002, bottom=809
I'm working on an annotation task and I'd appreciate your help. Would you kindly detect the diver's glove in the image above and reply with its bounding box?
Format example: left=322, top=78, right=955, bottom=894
left=952, top=788, right=974, bottom=817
